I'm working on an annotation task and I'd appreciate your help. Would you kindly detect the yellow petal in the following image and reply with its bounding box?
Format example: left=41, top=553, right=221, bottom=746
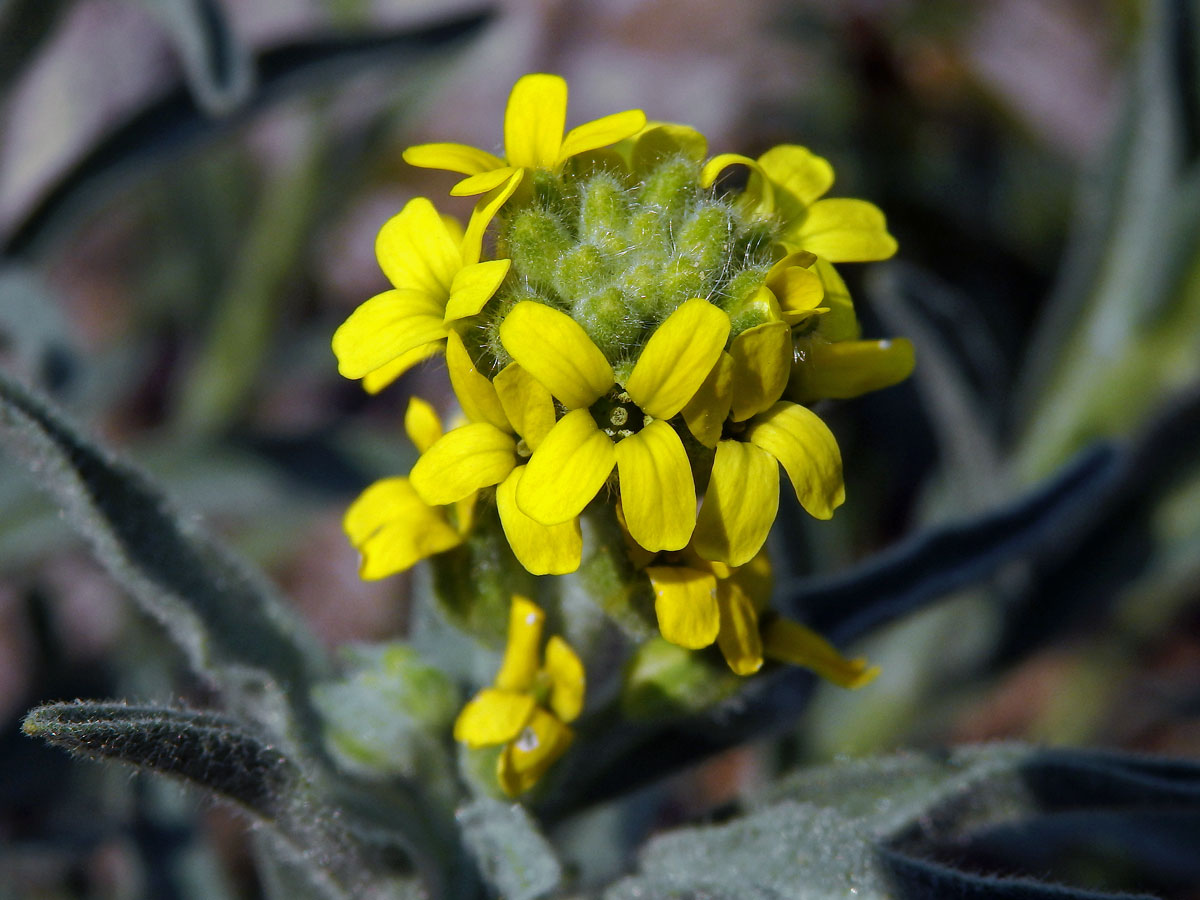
left=404, top=397, right=443, bottom=453
left=516, top=409, right=615, bottom=524
left=716, top=580, right=763, bottom=676
left=451, top=166, right=523, bottom=197
left=504, top=73, right=567, bottom=169
left=496, top=467, right=582, bottom=575
left=789, top=198, right=898, bottom=262
left=493, top=364, right=557, bottom=450
left=765, top=255, right=826, bottom=325
left=409, top=423, right=516, bottom=506
left=332, top=289, right=447, bottom=380
left=496, top=707, right=573, bottom=796
left=614, top=421, right=696, bottom=552
left=729, top=547, right=774, bottom=611
left=344, top=478, right=461, bottom=579
left=789, top=337, right=915, bottom=402
left=631, top=123, right=708, bottom=171
left=728, top=321, right=791, bottom=422
left=700, top=152, right=760, bottom=190
left=747, top=402, right=844, bottom=520
left=443, top=259, right=510, bottom=322
left=625, top=298, right=730, bottom=420
left=375, top=198, right=461, bottom=296
left=761, top=619, right=880, bottom=689
left=362, top=342, right=442, bottom=394
left=702, top=152, right=773, bottom=216
left=681, top=353, right=733, bottom=448
left=459, top=171, right=523, bottom=263
left=543, top=635, right=585, bottom=723
left=500, top=302, right=614, bottom=409
left=757, top=144, right=834, bottom=207
left=811, top=259, right=860, bottom=342
left=495, top=595, right=544, bottom=693
left=454, top=688, right=536, bottom=748
left=615, top=500, right=658, bottom=571
left=646, top=566, right=720, bottom=649
left=693, top=439, right=779, bottom=567
left=446, top=331, right=510, bottom=431
left=560, top=109, right=648, bottom=161
left=402, top=142, right=505, bottom=175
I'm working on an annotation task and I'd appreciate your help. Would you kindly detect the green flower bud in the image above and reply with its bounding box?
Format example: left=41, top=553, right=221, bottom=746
left=507, top=208, right=572, bottom=288
left=620, top=638, right=740, bottom=719
left=573, top=287, right=638, bottom=360
left=580, top=173, right=630, bottom=255
left=555, top=243, right=614, bottom=299
left=638, top=156, right=699, bottom=224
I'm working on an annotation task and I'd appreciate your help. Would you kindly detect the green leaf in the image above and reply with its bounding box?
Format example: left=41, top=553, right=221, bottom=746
left=23, top=701, right=429, bottom=900
left=0, top=367, right=329, bottom=745
left=312, top=643, right=458, bottom=803
left=607, top=747, right=1027, bottom=899
left=23, top=702, right=301, bottom=818
left=606, top=800, right=894, bottom=900
left=457, top=798, right=562, bottom=900
left=607, top=745, right=1192, bottom=900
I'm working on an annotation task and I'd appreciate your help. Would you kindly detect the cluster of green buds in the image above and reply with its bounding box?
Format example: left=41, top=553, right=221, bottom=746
left=334, top=74, right=913, bottom=794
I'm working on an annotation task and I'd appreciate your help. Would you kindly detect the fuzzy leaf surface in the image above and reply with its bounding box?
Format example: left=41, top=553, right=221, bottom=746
left=0, top=368, right=328, bottom=743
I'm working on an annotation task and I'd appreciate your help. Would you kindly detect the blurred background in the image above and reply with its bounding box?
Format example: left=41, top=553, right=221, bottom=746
left=5, top=0, right=1199, bottom=897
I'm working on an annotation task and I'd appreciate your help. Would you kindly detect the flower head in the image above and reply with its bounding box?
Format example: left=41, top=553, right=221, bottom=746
left=454, top=596, right=585, bottom=795
left=336, top=73, right=910, bottom=692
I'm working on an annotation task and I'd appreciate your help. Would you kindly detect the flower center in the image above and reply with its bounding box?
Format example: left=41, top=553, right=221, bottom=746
left=593, top=390, right=649, bottom=441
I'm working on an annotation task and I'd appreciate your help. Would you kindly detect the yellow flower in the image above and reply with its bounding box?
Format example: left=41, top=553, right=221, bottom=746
left=454, top=596, right=585, bottom=796
left=498, top=297, right=730, bottom=553
left=702, top=144, right=897, bottom=263
left=331, top=192, right=515, bottom=394
left=645, top=544, right=772, bottom=671
left=788, top=335, right=916, bottom=403
left=408, top=332, right=582, bottom=575
left=403, top=73, right=647, bottom=199
left=638, top=538, right=878, bottom=687
left=683, top=332, right=844, bottom=567
left=344, top=398, right=470, bottom=579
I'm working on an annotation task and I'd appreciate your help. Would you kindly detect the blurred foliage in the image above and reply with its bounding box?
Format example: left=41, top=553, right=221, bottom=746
left=2, top=1, right=1200, bottom=899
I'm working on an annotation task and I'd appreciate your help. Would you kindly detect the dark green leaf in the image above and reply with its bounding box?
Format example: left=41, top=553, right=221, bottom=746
left=23, top=701, right=430, bottom=900
left=23, top=702, right=299, bottom=818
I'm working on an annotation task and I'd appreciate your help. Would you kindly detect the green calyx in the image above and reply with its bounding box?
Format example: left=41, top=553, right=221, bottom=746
left=482, top=156, right=782, bottom=370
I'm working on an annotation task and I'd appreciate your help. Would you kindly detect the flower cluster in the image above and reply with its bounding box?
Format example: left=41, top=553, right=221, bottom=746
left=454, top=596, right=584, bottom=796
left=337, top=73, right=910, bottom=791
